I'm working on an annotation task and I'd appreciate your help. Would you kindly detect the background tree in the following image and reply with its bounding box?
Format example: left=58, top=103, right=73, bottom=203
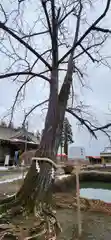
left=60, top=117, right=73, bottom=157
left=59, top=123, right=64, bottom=158
left=0, top=121, right=7, bottom=127
left=8, top=121, right=14, bottom=129
left=36, top=130, right=41, bottom=141
left=0, top=0, right=111, bottom=238
left=63, top=118, right=74, bottom=156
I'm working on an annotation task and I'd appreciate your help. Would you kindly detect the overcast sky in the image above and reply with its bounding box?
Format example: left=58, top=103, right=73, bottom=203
left=0, top=0, right=111, bottom=155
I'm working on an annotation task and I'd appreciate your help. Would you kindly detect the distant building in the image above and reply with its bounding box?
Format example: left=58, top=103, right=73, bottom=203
left=86, top=156, right=101, bottom=164
left=100, top=146, right=111, bottom=164
left=0, top=125, right=40, bottom=165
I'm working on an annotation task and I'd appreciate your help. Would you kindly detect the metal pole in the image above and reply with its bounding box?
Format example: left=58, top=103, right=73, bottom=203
left=76, top=165, right=82, bottom=238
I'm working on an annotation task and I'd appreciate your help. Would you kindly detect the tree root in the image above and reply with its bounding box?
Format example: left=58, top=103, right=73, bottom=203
left=0, top=159, right=61, bottom=239
left=0, top=198, right=62, bottom=239
left=24, top=229, right=47, bottom=240
left=0, top=195, right=16, bottom=206
left=0, top=198, right=20, bottom=215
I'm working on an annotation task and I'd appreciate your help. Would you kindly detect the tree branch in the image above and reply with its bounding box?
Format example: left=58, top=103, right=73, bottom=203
left=41, top=0, right=52, bottom=39
left=66, top=108, right=97, bottom=139
left=58, top=7, right=75, bottom=25
left=51, top=0, right=58, bottom=67
left=58, top=0, right=110, bottom=64
left=0, top=71, right=50, bottom=82
left=73, top=39, right=106, bottom=60
left=84, top=119, right=111, bottom=140
left=56, top=7, right=61, bottom=20
left=93, top=123, right=111, bottom=132
left=0, top=4, right=7, bottom=24
left=79, top=43, right=99, bottom=63
left=92, top=26, right=111, bottom=34
left=53, top=2, right=82, bottom=152
left=0, top=21, right=52, bottom=70
left=22, top=99, right=49, bottom=126
left=59, top=0, right=82, bottom=102
left=21, top=101, right=111, bottom=141
left=9, top=71, right=49, bottom=124
left=67, top=108, right=111, bottom=140
left=22, top=30, right=49, bottom=39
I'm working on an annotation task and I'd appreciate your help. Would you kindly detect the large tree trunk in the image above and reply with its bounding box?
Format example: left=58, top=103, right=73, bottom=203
left=3, top=59, right=72, bottom=209
left=0, top=2, right=84, bottom=239
left=0, top=60, right=75, bottom=240
left=17, top=71, right=59, bottom=205
left=0, top=77, right=73, bottom=240
left=0, top=36, right=76, bottom=240
left=0, top=75, right=61, bottom=239
left=14, top=23, right=74, bottom=219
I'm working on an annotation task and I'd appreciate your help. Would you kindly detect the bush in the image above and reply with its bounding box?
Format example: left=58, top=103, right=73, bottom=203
left=63, top=165, right=74, bottom=174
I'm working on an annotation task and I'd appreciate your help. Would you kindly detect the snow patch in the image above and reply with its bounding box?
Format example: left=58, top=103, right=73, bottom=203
left=0, top=173, right=68, bottom=184
left=0, top=174, right=26, bottom=184
left=0, top=167, right=9, bottom=171
left=57, top=174, right=70, bottom=180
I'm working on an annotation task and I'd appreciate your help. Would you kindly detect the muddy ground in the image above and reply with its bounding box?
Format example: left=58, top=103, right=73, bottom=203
left=57, top=208, right=111, bottom=240
left=0, top=180, right=111, bottom=239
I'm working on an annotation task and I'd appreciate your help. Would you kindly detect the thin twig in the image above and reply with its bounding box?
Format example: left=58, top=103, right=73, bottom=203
left=0, top=21, right=51, bottom=70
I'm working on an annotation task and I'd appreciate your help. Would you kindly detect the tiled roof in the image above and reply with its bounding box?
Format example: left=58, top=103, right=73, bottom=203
left=101, top=147, right=111, bottom=154
left=0, top=126, right=40, bottom=145
left=87, top=156, right=100, bottom=159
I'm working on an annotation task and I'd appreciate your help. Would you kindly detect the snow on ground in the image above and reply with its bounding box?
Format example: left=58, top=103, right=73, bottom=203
left=0, top=173, right=26, bottom=184
left=0, top=167, right=9, bottom=171
left=0, top=173, right=67, bottom=184
left=0, top=171, right=111, bottom=203
left=57, top=174, right=70, bottom=180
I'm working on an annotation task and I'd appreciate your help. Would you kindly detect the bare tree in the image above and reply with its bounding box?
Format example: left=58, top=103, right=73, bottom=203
left=0, top=120, right=7, bottom=127
left=0, top=0, right=111, bottom=238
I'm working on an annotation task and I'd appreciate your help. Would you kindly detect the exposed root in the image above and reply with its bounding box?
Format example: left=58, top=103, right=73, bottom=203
left=24, top=229, right=47, bottom=240
left=0, top=201, right=61, bottom=240
left=0, top=195, right=16, bottom=205
left=0, top=159, right=61, bottom=239
left=0, top=197, right=19, bottom=215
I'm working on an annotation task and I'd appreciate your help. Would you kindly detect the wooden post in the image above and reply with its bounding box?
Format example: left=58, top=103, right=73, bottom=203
left=101, top=157, right=105, bottom=165
left=21, top=159, right=25, bottom=182
left=75, top=165, right=82, bottom=238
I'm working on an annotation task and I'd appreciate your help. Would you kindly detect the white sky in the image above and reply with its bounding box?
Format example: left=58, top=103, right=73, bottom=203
left=0, top=0, right=111, bottom=155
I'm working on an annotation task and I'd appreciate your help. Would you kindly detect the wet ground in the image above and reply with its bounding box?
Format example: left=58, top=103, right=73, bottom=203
left=57, top=209, right=111, bottom=240
left=0, top=179, right=22, bottom=199
left=0, top=172, right=111, bottom=239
